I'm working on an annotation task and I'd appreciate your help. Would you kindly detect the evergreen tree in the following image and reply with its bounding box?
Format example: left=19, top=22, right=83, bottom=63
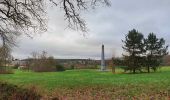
left=122, top=29, right=145, bottom=73
left=145, top=33, right=168, bottom=72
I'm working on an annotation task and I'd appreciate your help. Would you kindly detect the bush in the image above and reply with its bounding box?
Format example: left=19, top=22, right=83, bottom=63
left=28, top=51, right=57, bottom=72
left=117, top=66, right=129, bottom=72
left=13, top=64, right=19, bottom=69
left=71, top=65, right=75, bottom=69
left=56, top=64, right=65, bottom=71
left=0, top=82, right=41, bottom=100
left=83, top=65, right=98, bottom=69
left=0, top=66, right=13, bottom=74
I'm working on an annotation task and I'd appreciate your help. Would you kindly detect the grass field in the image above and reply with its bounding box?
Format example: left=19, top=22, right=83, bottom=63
left=0, top=67, right=170, bottom=99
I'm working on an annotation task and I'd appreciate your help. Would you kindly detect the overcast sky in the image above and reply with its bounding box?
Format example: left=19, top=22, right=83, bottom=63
left=12, top=0, right=170, bottom=60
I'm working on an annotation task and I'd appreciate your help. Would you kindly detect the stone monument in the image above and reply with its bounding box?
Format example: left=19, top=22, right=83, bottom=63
left=101, top=44, right=106, bottom=71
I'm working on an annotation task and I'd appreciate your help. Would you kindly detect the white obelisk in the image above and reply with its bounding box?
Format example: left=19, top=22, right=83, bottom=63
left=101, top=44, right=106, bottom=71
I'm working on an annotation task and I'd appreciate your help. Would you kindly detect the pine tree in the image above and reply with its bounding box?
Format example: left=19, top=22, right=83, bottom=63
left=145, top=33, right=168, bottom=72
left=122, top=29, right=145, bottom=73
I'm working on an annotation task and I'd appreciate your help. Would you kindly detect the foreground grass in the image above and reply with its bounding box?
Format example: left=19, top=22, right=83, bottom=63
left=0, top=67, right=170, bottom=90
left=0, top=67, right=170, bottom=99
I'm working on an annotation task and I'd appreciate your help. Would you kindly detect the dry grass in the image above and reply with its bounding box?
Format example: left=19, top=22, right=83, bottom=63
left=0, top=82, right=41, bottom=100
left=42, top=85, right=170, bottom=100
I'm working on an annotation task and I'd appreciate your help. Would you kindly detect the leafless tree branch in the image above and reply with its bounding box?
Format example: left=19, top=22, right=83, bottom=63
left=49, top=0, right=110, bottom=32
left=0, top=0, right=46, bottom=47
left=0, top=0, right=110, bottom=47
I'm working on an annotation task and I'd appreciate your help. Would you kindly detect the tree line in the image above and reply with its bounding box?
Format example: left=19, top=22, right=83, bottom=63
left=121, top=29, right=168, bottom=73
left=0, top=0, right=110, bottom=73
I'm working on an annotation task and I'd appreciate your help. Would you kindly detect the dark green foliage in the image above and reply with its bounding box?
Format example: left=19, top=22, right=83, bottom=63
left=65, top=65, right=75, bottom=70
left=0, top=82, right=41, bottom=100
left=13, top=64, right=19, bottom=69
left=122, top=29, right=168, bottom=73
left=117, top=66, right=128, bottom=71
left=112, top=57, right=125, bottom=66
left=56, top=64, right=65, bottom=71
left=145, top=33, right=168, bottom=72
left=122, top=29, right=145, bottom=73
left=71, top=65, right=75, bottom=69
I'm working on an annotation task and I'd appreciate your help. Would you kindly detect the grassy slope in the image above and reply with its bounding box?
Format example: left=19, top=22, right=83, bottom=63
left=0, top=67, right=170, bottom=91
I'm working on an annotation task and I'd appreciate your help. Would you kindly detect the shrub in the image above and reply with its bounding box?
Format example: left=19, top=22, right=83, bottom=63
left=56, top=64, right=65, bottom=71
left=0, top=66, right=13, bottom=74
left=13, top=64, right=19, bottom=69
left=0, top=82, right=41, bottom=100
left=117, top=66, right=129, bottom=72
left=84, top=65, right=98, bottom=69
left=29, top=51, right=57, bottom=72
left=71, top=65, right=75, bottom=69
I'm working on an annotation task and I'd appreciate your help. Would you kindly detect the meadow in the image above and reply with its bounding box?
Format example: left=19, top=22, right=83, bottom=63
left=0, top=67, right=170, bottom=99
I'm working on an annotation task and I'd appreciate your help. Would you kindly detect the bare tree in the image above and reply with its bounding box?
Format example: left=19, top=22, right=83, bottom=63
left=0, top=45, right=11, bottom=73
left=0, top=0, right=110, bottom=47
left=0, top=34, right=12, bottom=66
left=52, top=0, right=111, bottom=32
left=29, top=51, right=56, bottom=72
left=0, top=0, right=46, bottom=47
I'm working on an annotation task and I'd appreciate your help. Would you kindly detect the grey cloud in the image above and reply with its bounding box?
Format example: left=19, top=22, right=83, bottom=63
left=12, top=0, right=170, bottom=59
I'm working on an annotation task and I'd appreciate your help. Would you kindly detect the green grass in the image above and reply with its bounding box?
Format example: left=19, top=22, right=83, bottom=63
left=1, top=67, right=170, bottom=99
left=0, top=66, right=170, bottom=91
